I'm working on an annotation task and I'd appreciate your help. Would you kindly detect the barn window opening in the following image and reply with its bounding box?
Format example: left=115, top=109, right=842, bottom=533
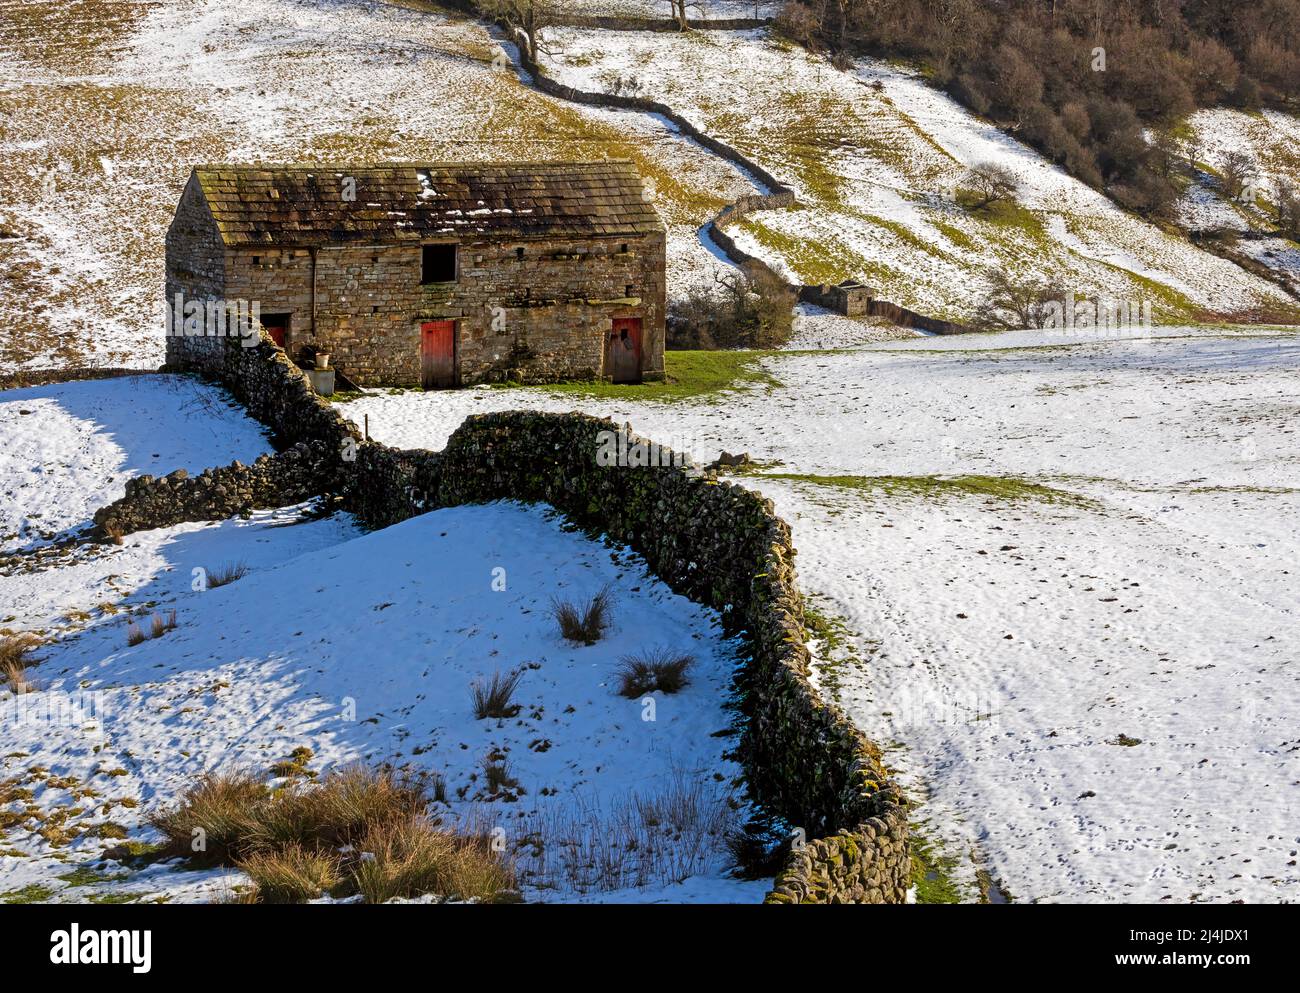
left=515, top=247, right=525, bottom=260
left=625, top=284, right=634, bottom=297
left=252, top=255, right=261, bottom=266
left=620, top=243, right=629, bottom=253
left=421, top=243, right=457, bottom=283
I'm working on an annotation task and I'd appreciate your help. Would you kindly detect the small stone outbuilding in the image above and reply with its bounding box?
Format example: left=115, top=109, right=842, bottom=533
left=164, top=161, right=666, bottom=388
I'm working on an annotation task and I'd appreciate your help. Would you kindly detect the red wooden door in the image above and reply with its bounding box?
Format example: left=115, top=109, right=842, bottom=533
left=261, top=320, right=287, bottom=349
left=607, top=317, right=642, bottom=383
left=421, top=321, right=455, bottom=389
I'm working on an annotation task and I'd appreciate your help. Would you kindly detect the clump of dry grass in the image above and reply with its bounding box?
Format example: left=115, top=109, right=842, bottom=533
left=234, top=843, right=342, bottom=904
left=206, top=562, right=249, bottom=589
left=550, top=585, right=613, bottom=645
left=151, top=765, right=515, bottom=903
left=150, top=610, right=177, bottom=639
left=0, top=634, right=42, bottom=694
left=350, top=817, right=515, bottom=904
left=470, top=669, right=523, bottom=720
left=616, top=648, right=693, bottom=698
left=482, top=755, right=519, bottom=795
left=125, top=621, right=146, bottom=647
left=102, top=523, right=124, bottom=546
left=127, top=611, right=177, bottom=646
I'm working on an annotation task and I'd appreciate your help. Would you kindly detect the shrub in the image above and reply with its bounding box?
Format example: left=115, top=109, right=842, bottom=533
left=207, top=562, right=250, bottom=588
left=234, top=844, right=341, bottom=903
left=470, top=669, right=523, bottom=720
left=958, top=162, right=1018, bottom=211
left=669, top=263, right=795, bottom=350
left=550, top=585, right=613, bottom=646
left=149, top=770, right=270, bottom=864
left=616, top=648, right=693, bottom=698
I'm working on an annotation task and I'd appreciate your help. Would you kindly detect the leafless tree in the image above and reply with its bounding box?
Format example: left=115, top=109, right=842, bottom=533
left=1275, top=178, right=1300, bottom=241
left=1220, top=150, right=1257, bottom=204
left=973, top=267, right=1064, bottom=331
left=959, top=162, right=1019, bottom=210
left=478, top=0, right=563, bottom=60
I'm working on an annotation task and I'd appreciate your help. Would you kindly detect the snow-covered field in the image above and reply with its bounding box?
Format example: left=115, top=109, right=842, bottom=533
left=0, top=375, right=272, bottom=551
left=335, top=326, right=1300, bottom=903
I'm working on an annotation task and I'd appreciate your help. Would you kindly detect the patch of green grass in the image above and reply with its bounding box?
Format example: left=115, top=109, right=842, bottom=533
left=1, top=883, right=57, bottom=904
left=932, top=220, right=976, bottom=252
left=88, top=891, right=143, bottom=904
left=506, top=349, right=782, bottom=403
left=910, top=828, right=963, bottom=904
left=760, top=472, right=1093, bottom=506
left=57, top=866, right=129, bottom=888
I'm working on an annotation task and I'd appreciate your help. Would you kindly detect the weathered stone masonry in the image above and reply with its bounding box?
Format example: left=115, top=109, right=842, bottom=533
left=165, top=161, right=667, bottom=388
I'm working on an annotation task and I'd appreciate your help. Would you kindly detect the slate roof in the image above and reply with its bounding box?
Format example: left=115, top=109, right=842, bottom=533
left=190, top=161, right=663, bottom=247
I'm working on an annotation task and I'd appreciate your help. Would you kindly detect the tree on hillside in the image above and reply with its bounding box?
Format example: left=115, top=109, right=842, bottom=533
left=1275, top=178, right=1300, bottom=242
left=478, top=0, right=563, bottom=60
left=1219, top=150, right=1257, bottom=204
left=959, top=162, right=1019, bottom=211
left=973, top=267, right=1064, bottom=331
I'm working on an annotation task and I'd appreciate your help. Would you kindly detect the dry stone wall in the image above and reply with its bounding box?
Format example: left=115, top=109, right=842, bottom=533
left=341, top=413, right=910, bottom=903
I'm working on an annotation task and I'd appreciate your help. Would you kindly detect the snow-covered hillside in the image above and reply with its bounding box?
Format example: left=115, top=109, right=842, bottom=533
left=0, top=375, right=272, bottom=552
left=542, top=27, right=1295, bottom=323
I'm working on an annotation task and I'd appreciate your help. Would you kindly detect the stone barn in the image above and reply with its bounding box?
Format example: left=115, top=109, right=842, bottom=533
left=164, top=161, right=666, bottom=388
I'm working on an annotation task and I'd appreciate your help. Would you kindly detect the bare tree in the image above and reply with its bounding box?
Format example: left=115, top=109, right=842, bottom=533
left=973, top=268, right=1064, bottom=331
left=1275, top=178, right=1300, bottom=241
left=959, top=162, right=1019, bottom=210
left=1220, top=150, right=1257, bottom=204
left=478, top=0, right=563, bottom=60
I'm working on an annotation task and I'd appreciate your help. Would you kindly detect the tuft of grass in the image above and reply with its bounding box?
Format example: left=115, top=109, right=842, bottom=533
left=206, top=562, right=250, bottom=588
left=150, top=610, right=177, bottom=639
left=470, top=669, right=524, bottom=720
left=551, top=586, right=613, bottom=646
left=125, top=621, right=146, bottom=647
left=235, top=843, right=342, bottom=904
left=482, top=756, right=519, bottom=796
left=350, top=817, right=515, bottom=904
left=616, top=648, right=693, bottom=698
left=1, top=634, right=42, bottom=693
left=148, top=770, right=269, bottom=865
left=154, top=764, right=513, bottom=903
left=1, top=883, right=57, bottom=904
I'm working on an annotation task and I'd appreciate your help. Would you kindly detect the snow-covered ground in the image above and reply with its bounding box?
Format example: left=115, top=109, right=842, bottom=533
left=1, top=494, right=759, bottom=903
left=0, top=375, right=272, bottom=552
left=334, top=326, right=1300, bottom=902
left=542, top=27, right=1296, bottom=323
